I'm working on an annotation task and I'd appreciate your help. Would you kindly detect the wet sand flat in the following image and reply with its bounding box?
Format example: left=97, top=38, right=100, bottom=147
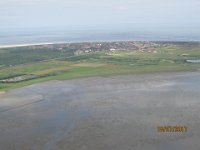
left=0, top=72, right=200, bottom=150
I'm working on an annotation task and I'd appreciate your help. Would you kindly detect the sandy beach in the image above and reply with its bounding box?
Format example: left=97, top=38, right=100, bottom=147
left=0, top=42, right=67, bottom=49
left=0, top=72, right=200, bottom=150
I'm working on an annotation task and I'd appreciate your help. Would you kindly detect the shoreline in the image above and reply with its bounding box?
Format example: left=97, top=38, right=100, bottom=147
left=0, top=70, right=199, bottom=93
left=0, top=42, right=68, bottom=49
left=1, top=40, right=200, bottom=49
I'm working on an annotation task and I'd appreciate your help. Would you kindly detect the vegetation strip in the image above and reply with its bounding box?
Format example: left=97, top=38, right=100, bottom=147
left=0, top=41, right=200, bottom=91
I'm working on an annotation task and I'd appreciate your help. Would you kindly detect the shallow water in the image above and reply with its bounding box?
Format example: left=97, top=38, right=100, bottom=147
left=0, top=72, right=200, bottom=150
left=186, top=60, right=200, bottom=63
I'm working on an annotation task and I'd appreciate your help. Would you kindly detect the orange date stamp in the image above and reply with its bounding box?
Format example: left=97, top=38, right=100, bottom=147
left=157, top=125, right=188, bottom=133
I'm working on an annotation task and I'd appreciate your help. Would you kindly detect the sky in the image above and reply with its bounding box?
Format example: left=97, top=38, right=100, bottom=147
left=0, top=0, right=200, bottom=35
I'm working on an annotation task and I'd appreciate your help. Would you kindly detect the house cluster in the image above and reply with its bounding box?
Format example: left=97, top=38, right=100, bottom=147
left=28, top=41, right=161, bottom=54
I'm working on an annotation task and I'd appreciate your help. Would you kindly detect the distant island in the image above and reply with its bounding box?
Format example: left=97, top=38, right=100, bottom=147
left=0, top=41, right=200, bottom=91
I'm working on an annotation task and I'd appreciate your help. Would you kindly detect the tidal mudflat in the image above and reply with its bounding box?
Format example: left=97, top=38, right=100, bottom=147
left=0, top=72, right=200, bottom=150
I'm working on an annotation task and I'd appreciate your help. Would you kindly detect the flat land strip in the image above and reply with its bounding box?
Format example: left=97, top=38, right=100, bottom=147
left=0, top=41, right=200, bottom=91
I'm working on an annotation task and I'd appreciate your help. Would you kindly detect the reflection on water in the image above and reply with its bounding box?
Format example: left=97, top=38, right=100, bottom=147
left=186, top=60, right=200, bottom=63
left=0, top=72, right=200, bottom=150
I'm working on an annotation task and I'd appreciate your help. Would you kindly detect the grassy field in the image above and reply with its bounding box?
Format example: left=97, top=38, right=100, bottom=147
left=0, top=42, right=200, bottom=91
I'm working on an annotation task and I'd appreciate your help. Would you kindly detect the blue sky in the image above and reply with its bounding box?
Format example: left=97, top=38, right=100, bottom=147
left=0, top=0, right=200, bottom=33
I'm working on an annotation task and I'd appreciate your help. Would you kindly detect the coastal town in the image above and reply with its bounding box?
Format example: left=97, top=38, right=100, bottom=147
left=30, top=41, right=162, bottom=54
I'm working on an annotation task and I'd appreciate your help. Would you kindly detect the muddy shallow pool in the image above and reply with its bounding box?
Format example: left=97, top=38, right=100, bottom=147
left=0, top=72, right=200, bottom=150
